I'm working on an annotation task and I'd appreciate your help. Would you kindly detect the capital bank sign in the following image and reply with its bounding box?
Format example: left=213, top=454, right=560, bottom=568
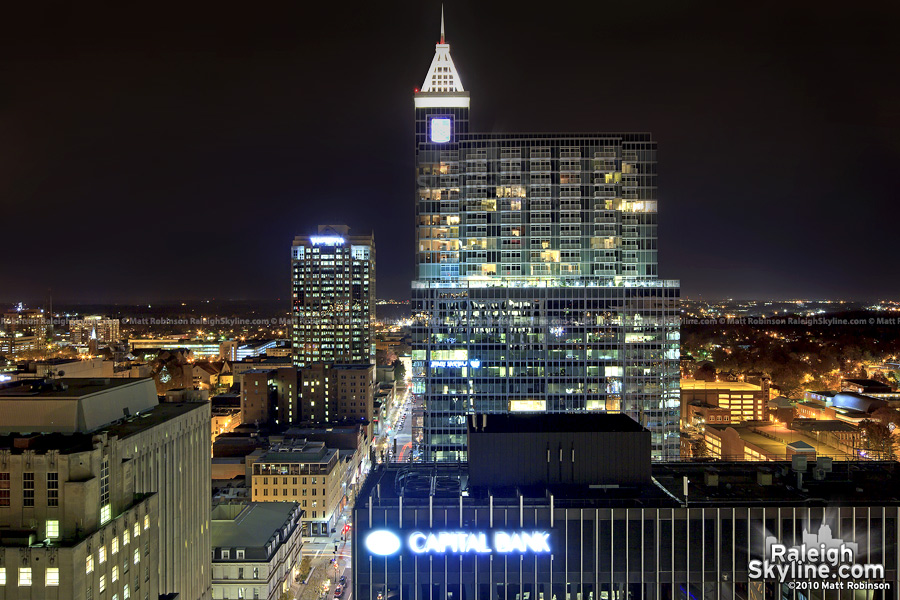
left=364, top=529, right=551, bottom=556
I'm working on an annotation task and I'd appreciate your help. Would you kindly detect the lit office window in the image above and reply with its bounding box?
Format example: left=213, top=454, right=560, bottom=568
left=100, top=504, right=111, bottom=525
left=18, top=568, right=32, bottom=586
left=45, top=568, right=59, bottom=587
left=46, top=520, right=59, bottom=539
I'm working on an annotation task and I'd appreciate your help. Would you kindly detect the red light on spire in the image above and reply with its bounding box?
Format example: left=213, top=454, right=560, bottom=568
left=414, top=87, right=420, bottom=93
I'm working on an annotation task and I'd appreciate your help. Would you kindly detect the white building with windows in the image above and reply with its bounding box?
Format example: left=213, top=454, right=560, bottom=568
left=0, top=377, right=211, bottom=600
left=210, top=502, right=303, bottom=600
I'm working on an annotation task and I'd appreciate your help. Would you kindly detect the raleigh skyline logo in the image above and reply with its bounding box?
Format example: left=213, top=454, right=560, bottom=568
left=749, top=524, right=885, bottom=587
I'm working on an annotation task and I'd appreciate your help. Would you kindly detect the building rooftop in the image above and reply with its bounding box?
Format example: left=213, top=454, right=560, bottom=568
left=0, top=377, right=160, bottom=434
left=471, top=412, right=644, bottom=434
left=787, top=440, right=815, bottom=450
left=0, top=401, right=206, bottom=453
left=680, top=379, right=762, bottom=391
left=768, top=396, right=795, bottom=409
left=257, top=444, right=337, bottom=465
left=797, top=400, right=826, bottom=408
left=790, top=419, right=858, bottom=433
left=831, top=391, right=886, bottom=414
left=0, top=376, right=146, bottom=399
left=653, top=461, right=900, bottom=506
left=706, top=422, right=850, bottom=459
left=211, top=502, right=301, bottom=557
left=357, top=460, right=900, bottom=509
left=842, top=378, right=892, bottom=389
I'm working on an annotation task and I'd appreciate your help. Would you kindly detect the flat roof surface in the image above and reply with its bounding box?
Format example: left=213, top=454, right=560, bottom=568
left=103, top=402, right=208, bottom=440
left=680, top=379, right=762, bottom=391
left=470, top=412, right=646, bottom=434
left=0, top=401, right=206, bottom=452
left=211, top=502, right=298, bottom=550
left=706, top=423, right=849, bottom=458
left=843, top=378, right=891, bottom=387
left=257, top=447, right=337, bottom=464
left=790, top=419, right=858, bottom=432
left=653, top=461, right=900, bottom=506
left=0, top=377, right=146, bottom=399
left=356, top=461, right=900, bottom=508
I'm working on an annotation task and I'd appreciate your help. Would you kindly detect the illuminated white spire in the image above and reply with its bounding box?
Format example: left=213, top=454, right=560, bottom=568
left=420, top=7, right=463, bottom=93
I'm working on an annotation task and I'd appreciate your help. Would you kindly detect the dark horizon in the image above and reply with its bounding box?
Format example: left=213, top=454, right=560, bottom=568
left=2, top=1, right=898, bottom=305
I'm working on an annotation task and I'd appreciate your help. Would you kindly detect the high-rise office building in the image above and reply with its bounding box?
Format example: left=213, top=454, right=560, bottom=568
left=411, top=16, right=681, bottom=459
left=291, top=225, right=376, bottom=368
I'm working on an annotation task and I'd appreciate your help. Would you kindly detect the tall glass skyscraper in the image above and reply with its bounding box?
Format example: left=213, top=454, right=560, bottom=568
left=411, top=17, right=681, bottom=460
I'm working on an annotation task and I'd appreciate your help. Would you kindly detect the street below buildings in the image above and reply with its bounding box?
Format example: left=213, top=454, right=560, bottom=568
left=375, top=385, right=420, bottom=463
left=297, top=533, right=352, bottom=600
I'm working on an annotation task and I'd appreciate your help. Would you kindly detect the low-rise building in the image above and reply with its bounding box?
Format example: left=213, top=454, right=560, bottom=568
left=788, top=418, right=862, bottom=455
left=804, top=389, right=837, bottom=404
left=796, top=392, right=887, bottom=424
left=212, top=406, right=242, bottom=447
left=842, top=378, right=893, bottom=394
left=282, top=424, right=371, bottom=507
left=250, top=442, right=345, bottom=536
left=8, top=357, right=114, bottom=381
left=211, top=502, right=303, bottom=600
left=703, top=421, right=853, bottom=461
left=680, top=379, right=766, bottom=427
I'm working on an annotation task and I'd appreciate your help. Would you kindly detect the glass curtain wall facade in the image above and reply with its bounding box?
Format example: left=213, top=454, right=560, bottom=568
left=411, top=34, right=680, bottom=460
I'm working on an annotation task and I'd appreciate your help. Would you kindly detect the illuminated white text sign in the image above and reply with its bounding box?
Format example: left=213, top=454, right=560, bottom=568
left=430, top=360, right=480, bottom=369
left=363, top=529, right=551, bottom=556
left=310, top=236, right=345, bottom=246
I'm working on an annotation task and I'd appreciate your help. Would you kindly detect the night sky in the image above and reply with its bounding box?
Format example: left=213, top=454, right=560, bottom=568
left=2, top=1, right=898, bottom=304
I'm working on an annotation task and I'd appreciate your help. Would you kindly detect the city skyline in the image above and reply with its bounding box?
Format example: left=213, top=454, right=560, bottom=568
left=3, top=2, right=899, bottom=304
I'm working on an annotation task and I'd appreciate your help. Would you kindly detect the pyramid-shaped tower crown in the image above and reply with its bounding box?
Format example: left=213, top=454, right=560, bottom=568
left=420, top=7, right=464, bottom=93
